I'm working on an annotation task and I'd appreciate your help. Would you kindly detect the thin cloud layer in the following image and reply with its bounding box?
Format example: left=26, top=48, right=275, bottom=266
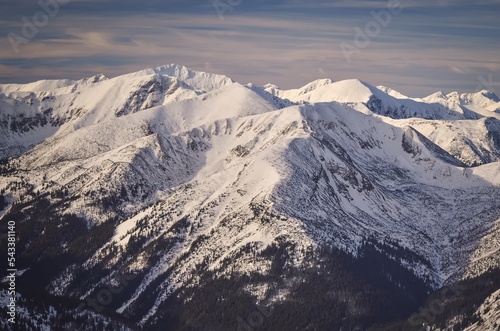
left=0, top=0, right=499, bottom=96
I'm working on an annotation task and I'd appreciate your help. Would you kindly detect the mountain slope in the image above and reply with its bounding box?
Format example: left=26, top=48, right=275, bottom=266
left=0, top=65, right=499, bottom=330
left=266, top=79, right=500, bottom=121
left=0, top=64, right=233, bottom=160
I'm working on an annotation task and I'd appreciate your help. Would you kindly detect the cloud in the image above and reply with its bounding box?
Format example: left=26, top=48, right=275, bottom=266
left=450, top=66, right=471, bottom=74
left=0, top=0, right=499, bottom=97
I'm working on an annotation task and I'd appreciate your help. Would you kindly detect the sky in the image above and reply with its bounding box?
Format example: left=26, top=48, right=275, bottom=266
left=0, top=0, right=499, bottom=97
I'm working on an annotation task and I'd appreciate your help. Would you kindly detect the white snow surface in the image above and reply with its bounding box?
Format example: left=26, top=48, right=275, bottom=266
left=1, top=64, right=500, bottom=325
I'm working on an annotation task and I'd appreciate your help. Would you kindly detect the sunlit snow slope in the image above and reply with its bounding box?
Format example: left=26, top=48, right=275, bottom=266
left=1, top=64, right=499, bottom=328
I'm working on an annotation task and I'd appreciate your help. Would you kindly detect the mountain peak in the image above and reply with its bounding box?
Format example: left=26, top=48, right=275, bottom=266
left=296, top=78, right=334, bottom=94
left=1, top=64, right=500, bottom=331
left=479, top=89, right=500, bottom=102
left=78, top=73, right=109, bottom=85
left=425, top=91, right=448, bottom=100
left=376, top=85, right=409, bottom=99
left=153, top=63, right=234, bottom=92
left=153, top=63, right=193, bottom=76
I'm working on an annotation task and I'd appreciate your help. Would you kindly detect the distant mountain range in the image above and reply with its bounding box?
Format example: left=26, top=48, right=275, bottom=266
left=1, top=64, right=499, bottom=330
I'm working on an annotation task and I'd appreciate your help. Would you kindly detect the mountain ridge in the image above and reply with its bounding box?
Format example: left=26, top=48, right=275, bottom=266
left=0, top=64, right=499, bottom=331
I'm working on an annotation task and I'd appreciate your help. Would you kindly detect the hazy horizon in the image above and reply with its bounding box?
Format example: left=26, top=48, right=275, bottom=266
left=1, top=0, right=499, bottom=97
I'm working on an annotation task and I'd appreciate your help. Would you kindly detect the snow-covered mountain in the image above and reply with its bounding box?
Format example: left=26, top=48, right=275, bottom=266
left=1, top=64, right=499, bottom=330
